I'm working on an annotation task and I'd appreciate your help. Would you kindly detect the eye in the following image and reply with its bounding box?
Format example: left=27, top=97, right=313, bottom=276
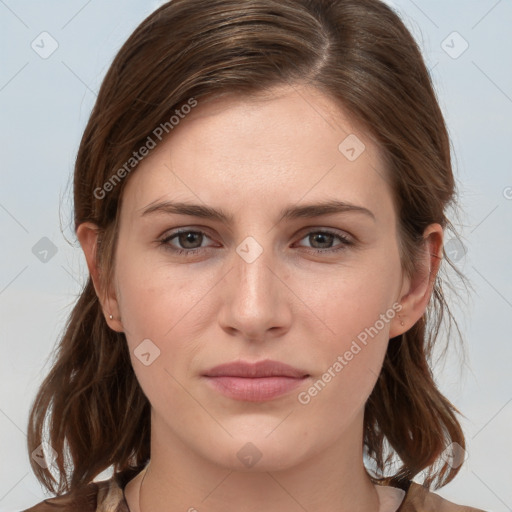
left=159, top=229, right=214, bottom=255
left=295, top=230, right=354, bottom=253
left=157, top=227, right=355, bottom=257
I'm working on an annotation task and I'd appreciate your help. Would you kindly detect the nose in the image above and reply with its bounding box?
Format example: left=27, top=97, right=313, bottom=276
left=217, top=239, right=293, bottom=343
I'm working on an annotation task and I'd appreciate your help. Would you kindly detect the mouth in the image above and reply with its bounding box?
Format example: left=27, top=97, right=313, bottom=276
left=202, top=359, right=310, bottom=402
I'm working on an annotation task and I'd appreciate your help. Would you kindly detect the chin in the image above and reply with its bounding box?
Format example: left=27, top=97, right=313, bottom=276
left=200, top=433, right=312, bottom=473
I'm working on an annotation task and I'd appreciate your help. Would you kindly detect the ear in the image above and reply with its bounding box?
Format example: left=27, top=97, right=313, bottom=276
left=389, top=223, right=444, bottom=338
left=76, top=221, right=124, bottom=332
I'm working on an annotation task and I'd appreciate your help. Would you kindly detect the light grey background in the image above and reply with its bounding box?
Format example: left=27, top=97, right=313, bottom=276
left=0, top=1, right=511, bottom=511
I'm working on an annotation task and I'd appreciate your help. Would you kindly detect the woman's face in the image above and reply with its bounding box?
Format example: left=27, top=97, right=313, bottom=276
left=109, top=85, right=410, bottom=471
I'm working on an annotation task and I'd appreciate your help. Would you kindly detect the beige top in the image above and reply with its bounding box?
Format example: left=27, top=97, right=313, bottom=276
left=375, top=483, right=407, bottom=511
left=22, top=469, right=488, bottom=512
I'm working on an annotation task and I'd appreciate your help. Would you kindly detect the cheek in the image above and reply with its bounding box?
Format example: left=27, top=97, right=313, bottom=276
left=115, top=271, right=200, bottom=407
left=297, top=292, right=394, bottom=423
left=116, top=248, right=198, bottom=335
left=301, top=258, right=400, bottom=338
left=115, top=259, right=216, bottom=377
left=295, top=256, right=400, bottom=399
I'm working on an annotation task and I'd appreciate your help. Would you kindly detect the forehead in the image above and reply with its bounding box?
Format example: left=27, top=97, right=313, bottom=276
left=120, top=84, right=394, bottom=225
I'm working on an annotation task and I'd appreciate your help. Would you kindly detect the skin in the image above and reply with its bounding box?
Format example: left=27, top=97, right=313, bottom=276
left=77, top=84, right=443, bottom=512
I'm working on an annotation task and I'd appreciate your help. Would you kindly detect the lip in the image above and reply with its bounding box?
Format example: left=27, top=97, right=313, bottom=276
left=204, top=359, right=309, bottom=378
left=202, top=359, right=310, bottom=402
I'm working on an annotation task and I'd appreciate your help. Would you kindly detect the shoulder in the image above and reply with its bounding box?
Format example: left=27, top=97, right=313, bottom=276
left=22, top=475, right=487, bottom=512
left=21, top=474, right=129, bottom=512
left=399, top=482, right=488, bottom=512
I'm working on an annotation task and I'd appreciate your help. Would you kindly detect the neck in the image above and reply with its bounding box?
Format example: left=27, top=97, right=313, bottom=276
left=127, top=411, right=380, bottom=512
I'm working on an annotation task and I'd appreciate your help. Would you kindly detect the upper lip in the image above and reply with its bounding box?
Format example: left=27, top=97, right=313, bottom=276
left=203, top=359, right=309, bottom=378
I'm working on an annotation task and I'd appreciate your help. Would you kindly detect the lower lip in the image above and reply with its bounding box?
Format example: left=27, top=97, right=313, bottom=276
left=204, top=375, right=309, bottom=401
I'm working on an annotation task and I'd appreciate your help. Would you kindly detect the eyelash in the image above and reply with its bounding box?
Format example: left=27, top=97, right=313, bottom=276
left=158, top=228, right=354, bottom=257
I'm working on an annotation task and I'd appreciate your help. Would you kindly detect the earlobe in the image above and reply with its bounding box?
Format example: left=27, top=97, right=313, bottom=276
left=75, top=222, right=124, bottom=332
left=389, top=223, right=444, bottom=338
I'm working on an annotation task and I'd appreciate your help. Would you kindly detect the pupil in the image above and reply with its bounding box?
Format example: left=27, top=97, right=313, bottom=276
left=311, top=233, right=332, bottom=248
left=180, top=232, right=201, bottom=248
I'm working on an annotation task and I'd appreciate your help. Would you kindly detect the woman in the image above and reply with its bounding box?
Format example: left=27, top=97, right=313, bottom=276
left=24, top=0, right=488, bottom=510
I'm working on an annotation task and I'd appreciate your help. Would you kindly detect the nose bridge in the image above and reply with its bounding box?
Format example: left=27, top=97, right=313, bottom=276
left=234, top=233, right=277, bottom=309
left=218, top=233, right=291, bottom=339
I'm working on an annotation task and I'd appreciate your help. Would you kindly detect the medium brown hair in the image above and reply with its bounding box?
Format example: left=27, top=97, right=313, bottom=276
left=27, top=0, right=470, bottom=495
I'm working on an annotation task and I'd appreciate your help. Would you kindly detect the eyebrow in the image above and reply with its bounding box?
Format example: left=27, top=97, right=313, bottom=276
left=140, top=199, right=376, bottom=223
